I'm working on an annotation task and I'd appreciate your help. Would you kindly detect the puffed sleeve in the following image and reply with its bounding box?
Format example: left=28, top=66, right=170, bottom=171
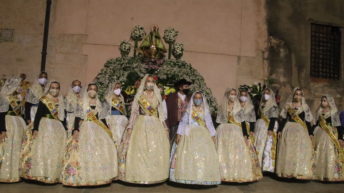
left=205, top=111, right=216, bottom=136
left=177, top=112, right=189, bottom=136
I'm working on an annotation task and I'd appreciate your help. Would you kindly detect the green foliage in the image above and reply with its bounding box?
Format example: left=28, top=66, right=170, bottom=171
left=94, top=25, right=218, bottom=113
left=94, top=56, right=218, bottom=113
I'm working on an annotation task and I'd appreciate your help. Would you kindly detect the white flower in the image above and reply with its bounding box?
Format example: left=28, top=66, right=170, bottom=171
left=163, top=28, right=179, bottom=44
left=130, top=25, right=146, bottom=41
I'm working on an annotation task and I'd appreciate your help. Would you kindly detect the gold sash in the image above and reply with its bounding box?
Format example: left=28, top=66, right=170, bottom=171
left=7, top=95, right=22, bottom=116
left=111, top=97, right=126, bottom=115
left=138, top=97, right=158, bottom=117
left=86, top=110, right=113, bottom=139
left=227, top=113, right=255, bottom=143
left=191, top=108, right=206, bottom=127
left=288, top=108, right=308, bottom=131
left=41, top=96, right=60, bottom=120
left=19, top=82, right=29, bottom=106
left=319, top=116, right=344, bottom=166
left=261, top=113, right=277, bottom=164
left=227, top=113, right=241, bottom=127
left=261, top=112, right=270, bottom=126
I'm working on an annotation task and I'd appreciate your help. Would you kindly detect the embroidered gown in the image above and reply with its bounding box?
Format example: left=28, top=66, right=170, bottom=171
left=105, top=94, right=128, bottom=147
left=254, top=98, right=279, bottom=172
left=216, top=104, right=262, bottom=182
left=61, top=102, right=118, bottom=186
left=276, top=106, right=314, bottom=179
left=0, top=94, right=26, bottom=182
left=119, top=92, right=170, bottom=184
left=25, top=82, right=46, bottom=123
left=65, top=91, right=81, bottom=138
left=21, top=96, right=67, bottom=183
left=170, top=96, right=221, bottom=185
left=313, top=111, right=344, bottom=181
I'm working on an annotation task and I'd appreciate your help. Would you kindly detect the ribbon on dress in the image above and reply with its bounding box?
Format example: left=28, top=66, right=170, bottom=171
left=41, top=96, right=60, bottom=120
left=138, top=97, right=158, bottom=117
left=8, top=95, right=22, bottom=116
left=86, top=110, right=113, bottom=139
left=191, top=108, right=206, bottom=127
left=261, top=112, right=277, bottom=166
left=227, top=113, right=241, bottom=127
left=319, top=116, right=344, bottom=170
left=112, top=97, right=126, bottom=115
left=288, top=108, right=309, bottom=132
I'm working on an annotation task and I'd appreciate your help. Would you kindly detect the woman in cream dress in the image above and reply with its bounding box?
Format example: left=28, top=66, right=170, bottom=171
left=64, top=80, right=82, bottom=138
left=25, top=72, right=49, bottom=124
left=21, top=81, right=67, bottom=183
left=104, top=82, right=128, bottom=147
left=313, top=95, right=344, bottom=181
left=254, top=88, right=279, bottom=172
left=0, top=77, right=26, bottom=182
left=61, top=83, right=118, bottom=186
left=118, top=75, right=170, bottom=184
left=276, top=88, right=314, bottom=180
left=216, top=88, right=262, bottom=183
left=170, top=91, right=220, bottom=185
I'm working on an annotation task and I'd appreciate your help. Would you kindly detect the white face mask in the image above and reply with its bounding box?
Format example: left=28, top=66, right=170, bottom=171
left=146, top=82, right=155, bottom=90
left=114, top=88, right=121, bottom=95
left=72, top=86, right=81, bottom=93
left=38, top=78, right=47, bottom=85
left=49, top=88, right=59, bottom=97
left=88, top=90, right=97, bottom=98
left=229, top=95, right=236, bottom=100
left=193, top=98, right=203, bottom=106
left=239, top=96, right=248, bottom=102
left=264, top=94, right=271, bottom=101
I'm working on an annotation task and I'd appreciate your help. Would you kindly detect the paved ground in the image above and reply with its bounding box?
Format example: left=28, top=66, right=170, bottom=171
left=1, top=175, right=344, bottom=193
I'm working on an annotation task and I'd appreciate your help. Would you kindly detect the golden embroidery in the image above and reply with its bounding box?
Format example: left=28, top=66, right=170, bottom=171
left=7, top=95, right=22, bottom=116
left=86, top=110, right=113, bottom=139
left=41, top=96, right=59, bottom=120
left=111, top=96, right=126, bottom=115
left=319, top=116, right=344, bottom=171
left=288, top=108, right=308, bottom=132
left=227, top=113, right=241, bottom=127
left=138, top=97, right=158, bottom=117
left=261, top=113, right=277, bottom=166
left=191, top=107, right=206, bottom=127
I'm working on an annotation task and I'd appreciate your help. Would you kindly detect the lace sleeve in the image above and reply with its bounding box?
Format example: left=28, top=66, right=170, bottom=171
left=161, top=99, right=168, bottom=121
left=75, top=102, right=84, bottom=119
left=26, top=88, right=39, bottom=104
left=280, top=105, right=288, bottom=119
left=99, top=102, right=108, bottom=120
left=247, top=109, right=256, bottom=122
left=0, top=94, right=9, bottom=113
left=177, top=111, right=189, bottom=136
left=205, top=111, right=216, bottom=136
left=269, top=106, right=279, bottom=118
left=127, top=100, right=139, bottom=129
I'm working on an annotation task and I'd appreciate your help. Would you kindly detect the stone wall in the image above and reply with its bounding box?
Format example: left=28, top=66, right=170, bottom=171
left=267, top=0, right=344, bottom=111
left=0, top=0, right=45, bottom=80
left=0, top=0, right=268, bottom=102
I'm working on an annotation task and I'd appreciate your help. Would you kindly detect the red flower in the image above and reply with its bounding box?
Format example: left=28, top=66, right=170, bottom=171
left=153, top=75, right=159, bottom=81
